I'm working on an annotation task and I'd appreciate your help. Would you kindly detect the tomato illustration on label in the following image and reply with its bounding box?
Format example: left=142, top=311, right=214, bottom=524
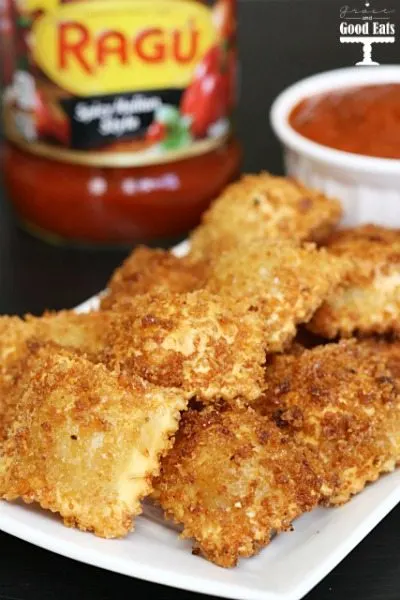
left=181, top=69, right=227, bottom=138
left=193, top=44, right=221, bottom=80
left=179, top=0, right=236, bottom=140
left=212, top=0, right=236, bottom=42
left=180, top=40, right=236, bottom=137
left=146, top=121, right=167, bottom=143
left=35, top=90, right=70, bottom=145
left=146, top=105, right=192, bottom=151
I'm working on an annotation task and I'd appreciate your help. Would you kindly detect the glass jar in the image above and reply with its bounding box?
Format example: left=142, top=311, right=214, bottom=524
left=2, top=0, right=241, bottom=246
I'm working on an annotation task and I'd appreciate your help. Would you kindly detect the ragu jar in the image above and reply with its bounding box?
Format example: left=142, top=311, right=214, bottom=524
left=2, top=0, right=240, bottom=246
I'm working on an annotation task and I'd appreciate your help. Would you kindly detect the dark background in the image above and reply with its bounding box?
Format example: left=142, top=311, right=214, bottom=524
left=0, top=0, right=399, bottom=599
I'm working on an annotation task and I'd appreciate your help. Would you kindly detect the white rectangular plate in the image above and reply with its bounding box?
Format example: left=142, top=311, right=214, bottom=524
left=0, top=239, right=399, bottom=600
left=0, top=472, right=399, bottom=600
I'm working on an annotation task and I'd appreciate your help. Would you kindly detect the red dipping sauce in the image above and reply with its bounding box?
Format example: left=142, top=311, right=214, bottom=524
left=289, top=84, right=400, bottom=160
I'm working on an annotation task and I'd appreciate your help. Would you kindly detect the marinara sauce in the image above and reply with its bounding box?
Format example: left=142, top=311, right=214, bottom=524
left=2, top=0, right=240, bottom=245
left=289, top=84, right=400, bottom=160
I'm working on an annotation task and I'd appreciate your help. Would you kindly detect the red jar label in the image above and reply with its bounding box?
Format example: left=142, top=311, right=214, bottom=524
left=3, top=0, right=237, bottom=167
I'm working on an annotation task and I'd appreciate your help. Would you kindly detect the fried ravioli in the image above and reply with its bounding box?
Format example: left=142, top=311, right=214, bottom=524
left=153, top=404, right=321, bottom=567
left=101, top=290, right=266, bottom=402
left=206, top=239, right=348, bottom=352
left=0, top=316, right=44, bottom=443
left=0, top=311, right=120, bottom=443
left=0, top=345, right=189, bottom=537
left=0, top=291, right=265, bottom=406
left=254, top=340, right=400, bottom=505
left=101, top=246, right=206, bottom=310
left=308, top=225, right=400, bottom=338
left=189, top=172, right=342, bottom=261
left=0, top=310, right=110, bottom=364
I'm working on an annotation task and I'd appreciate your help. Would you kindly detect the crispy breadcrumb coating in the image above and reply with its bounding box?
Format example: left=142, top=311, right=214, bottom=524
left=0, top=344, right=189, bottom=537
left=206, top=239, right=348, bottom=352
left=308, top=225, right=400, bottom=338
left=0, top=290, right=266, bottom=406
left=153, top=404, right=321, bottom=567
left=189, top=172, right=342, bottom=261
left=0, top=311, right=120, bottom=443
left=101, top=246, right=206, bottom=310
left=254, top=340, right=400, bottom=505
left=101, top=290, right=266, bottom=402
left=0, top=310, right=111, bottom=366
left=0, top=316, right=42, bottom=443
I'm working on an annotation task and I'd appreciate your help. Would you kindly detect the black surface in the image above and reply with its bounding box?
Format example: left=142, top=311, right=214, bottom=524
left=0, top=0, right=399, bottom=598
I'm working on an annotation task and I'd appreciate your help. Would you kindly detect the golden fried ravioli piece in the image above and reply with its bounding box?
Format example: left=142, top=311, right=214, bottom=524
left=308, top=225, right=400, bottom=338
left=0, top=311, right=121, bottom=443
left=255, top=340, right=400, bottom=505
left=0, top=290, right=265, bottom=406
left=101, top=290, right=266, bottom=402
left=101, top=246, right=206, bottom=310
left=0, top=345, right=189, bottom=537
left=0, top=316, right=34, bottom=364
left=0, top=316, right=43, bottom=443
left=0, top=310, right=174, bottom=443
left=189, top=172, right=342, bottom=261
left=153, top=404, right=321, bottom=567
left=206, top=239, right=348, bottom=352
left=0, top=310, right=111, bottom=366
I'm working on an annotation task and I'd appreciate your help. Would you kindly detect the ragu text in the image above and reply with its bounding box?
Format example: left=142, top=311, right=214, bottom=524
left=58, top=21, right=200, bottom=73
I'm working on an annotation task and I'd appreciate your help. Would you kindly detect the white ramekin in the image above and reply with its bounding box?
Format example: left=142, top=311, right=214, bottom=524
left=270, top=66, right=400, bottom=227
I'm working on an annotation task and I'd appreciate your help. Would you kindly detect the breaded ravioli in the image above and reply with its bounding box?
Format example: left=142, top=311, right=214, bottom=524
left=0, top=345, right=189, bottom=537
left=0, top=292, right=265, bottom=405
left=189, top=172, right=342, bottom=261
left=153, top=404, right=321, bottom=567
left=0, top=311, right=120, bottom=443
left=0, top=310, right=111, bottom=365
left=254, top=340, right=400, bottom=505
left=308, top=225, right=400, bottom=338
left=206, top=239, right=348, bottom=352
left=0, top=316, right=45, bottom=443
left=101, top=290, right=266, bottom=402
left=101, top=246, right=206, bottom=310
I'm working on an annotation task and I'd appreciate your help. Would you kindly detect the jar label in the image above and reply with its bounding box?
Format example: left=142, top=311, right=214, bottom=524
left=3, top=0, right=236, bottom=166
